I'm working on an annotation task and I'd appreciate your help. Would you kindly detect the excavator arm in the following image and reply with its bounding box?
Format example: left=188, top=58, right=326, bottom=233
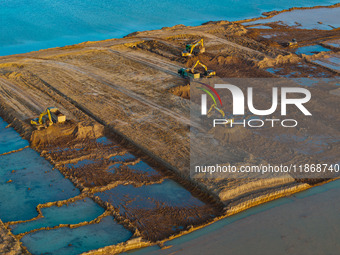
left=189, top=39, right=204, bottom=55
left=191, top=60, right=207, bottom=73
left=37, top=109, right=53, bottom=125
left=31, top=107, right=57, bottom=127
left=182, top=39, right=205, bottom=57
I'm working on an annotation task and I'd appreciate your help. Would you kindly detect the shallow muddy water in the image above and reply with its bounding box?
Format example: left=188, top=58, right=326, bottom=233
left=295, top=44, right=331, bottom=55
left=0, top=147, right=79, bottom=222
left=10, top=198, right=105, bottom=235
left=96, top=179, right=205, bottom=211
left=0, top=117, right=134, bottom=254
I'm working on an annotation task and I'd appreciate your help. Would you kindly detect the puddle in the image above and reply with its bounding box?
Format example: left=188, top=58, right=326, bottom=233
left=323, top=39, right=340, bottom=48
left=66, top=159, right=96, bottom=168
left=312, top=55, right=340, bottom=72
left=295, top=45, right=331, bottom=55
left=107, top=163, right=122, bottom=174
left=0, top=118, right=29, bottom=154
left=21, top=216, right=133, bottom=255
left=110, top=153, right=136, bottom=162
left=0, top=148, right=79, bottom=222
left=96, top=179, right=205, bottom=212
left=95, top=179, right=215, bottom=240
left=96, top=136, right=113, bottom=145
left=10, top=198, right=105, bottom=235
left=126, top=161, right=160, bottom=175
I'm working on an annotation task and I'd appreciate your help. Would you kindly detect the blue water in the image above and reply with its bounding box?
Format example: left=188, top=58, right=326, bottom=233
left=127, top=161, right=159, bottom=175
left=0, top=147, right=80, bottom=222
left=0, top=119, right=29, bottom=154
left=10, top=198, right=105, bottom=235
left=0, top=0, right=338, bottom=56
left=21, top=216, right=133, bottom=255
left=66, top=159, right=96, bottom=168
left=110, top=153, right=136, bottom=162
left=295, top=44, right=331, bottom=55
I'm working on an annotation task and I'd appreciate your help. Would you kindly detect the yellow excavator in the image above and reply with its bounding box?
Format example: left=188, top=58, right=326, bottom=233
left=182, top=39, right=205, bottom=57
left=288, top=38, right=298, bottom=47
left=31, top=107, right=66, bottom=130
left=178, top=60, right=216, bottom=79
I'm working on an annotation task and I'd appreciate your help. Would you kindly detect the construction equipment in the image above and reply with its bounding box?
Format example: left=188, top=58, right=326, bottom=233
left=31, top=107, right=66, bottom=130
left=178, top=60, right=216, bottom=79
left=288, top=38, right=298, bottom=47
left=182, top=39, right=205, bottom=57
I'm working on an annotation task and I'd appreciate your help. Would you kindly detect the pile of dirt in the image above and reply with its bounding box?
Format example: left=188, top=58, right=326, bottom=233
left=132, top=40, right=183, bottom=62
left=30, top=121, right=104, bottom=149
left=170, top=84, right=190, bottom=99
left=186, top=55, right=274, bottom=78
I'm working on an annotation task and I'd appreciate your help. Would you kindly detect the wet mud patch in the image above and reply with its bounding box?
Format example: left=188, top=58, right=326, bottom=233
left=96, top=179, right=218, bottom=241
left=265, top=62, right=335, bottom=78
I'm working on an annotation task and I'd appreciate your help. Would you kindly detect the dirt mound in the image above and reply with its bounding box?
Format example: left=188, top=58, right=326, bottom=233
left=186, top=55, right=273, bottom=78
left=132, top=40, right=184, bottom=62
left=170, top=84, right=190, bottom=99
left=30, top=121, right=104, bottom=148
left=257, top=54, right=301, bottom=68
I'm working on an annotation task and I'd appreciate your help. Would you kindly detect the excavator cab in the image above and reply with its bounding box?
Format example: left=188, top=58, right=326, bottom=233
left=288, top=38, right=298, bottom=47
left=178, top=60, right=215, bottom=79
left=204, top=69, right=216, bottom=78
left=182, top=39, right=205, bottom=57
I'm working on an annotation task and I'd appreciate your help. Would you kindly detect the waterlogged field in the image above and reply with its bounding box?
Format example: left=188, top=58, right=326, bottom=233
left=0, top=118, right=134, bottom=254
left=0, top=117, right=219, bottom=253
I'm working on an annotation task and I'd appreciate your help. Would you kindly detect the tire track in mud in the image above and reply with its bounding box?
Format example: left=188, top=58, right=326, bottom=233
left=25, top=58, right=198, bottom=128
left=106, top=49, right=183, bottom=77
left=0, top=78, right=43, bottom=114
left=199, top=32, right=270, bottom=59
